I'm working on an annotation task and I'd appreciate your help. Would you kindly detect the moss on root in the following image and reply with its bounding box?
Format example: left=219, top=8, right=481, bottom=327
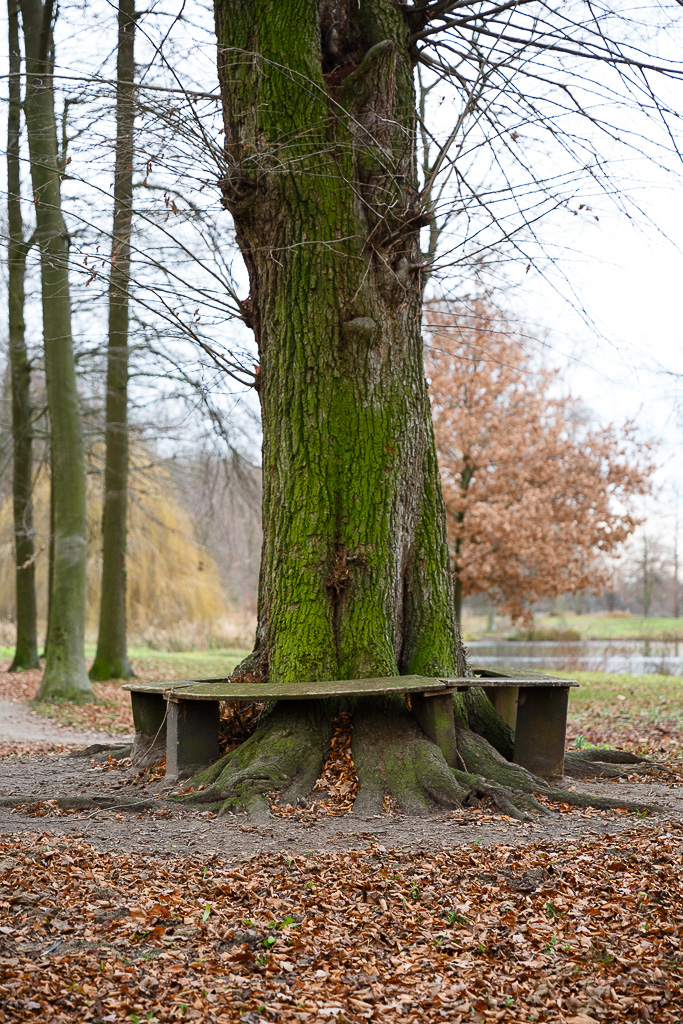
left=176, top=701, right=333, bottom=821
left=352, top=700, right=469, bottom=815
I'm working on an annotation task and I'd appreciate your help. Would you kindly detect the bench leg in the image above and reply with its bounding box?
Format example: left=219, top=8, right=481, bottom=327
left=513, top=686, right=569, bottom=780
left=131, top=692, right=167, bottom=767
left=166, top=699, right=220, bottom=779
left=485, top=685, right=519, bottom=730
left=412, top=693, right=458, bottom=768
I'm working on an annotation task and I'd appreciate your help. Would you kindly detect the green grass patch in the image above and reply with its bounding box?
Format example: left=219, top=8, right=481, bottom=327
left=462, top=611, right=683, bottom=641
left=129, top=648, right=250, bottom=681
left=557, top=670, right=683, bottom=719
left=507, top=627, right=582, bottom=642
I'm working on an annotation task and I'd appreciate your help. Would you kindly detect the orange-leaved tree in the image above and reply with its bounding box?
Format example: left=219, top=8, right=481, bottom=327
left=426, top=302, right=654, bottom=623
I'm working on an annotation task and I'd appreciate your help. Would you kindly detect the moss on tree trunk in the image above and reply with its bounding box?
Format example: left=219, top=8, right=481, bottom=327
left=216, top=0, right=459, bottom=689
left=7, top=0, right=40, bottom=672
left=21, top=0, right=92, bottom=702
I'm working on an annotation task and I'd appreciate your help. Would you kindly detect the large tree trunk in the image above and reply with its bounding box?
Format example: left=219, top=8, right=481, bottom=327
left=182, top=0, right=661, bottom=820
left=216, top=0, right=459, bottom=687
left=90, top=0, right=136, bottom=682
left=20, top=0, right=93, bottom=702
left=6, top=0, right=40, bottom=672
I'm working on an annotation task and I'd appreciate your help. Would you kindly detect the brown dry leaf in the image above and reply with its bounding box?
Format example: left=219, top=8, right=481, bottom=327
left=0, top=821, right=681, bottom=1023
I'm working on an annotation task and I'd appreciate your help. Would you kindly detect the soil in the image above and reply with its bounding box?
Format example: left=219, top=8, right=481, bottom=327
left=0, top=695, right=132, bottom=749
left=0, top=735, right=680, bottom=861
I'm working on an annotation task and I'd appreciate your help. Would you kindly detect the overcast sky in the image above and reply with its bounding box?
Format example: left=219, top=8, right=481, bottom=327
left=2, top=0, right=682, bottom=536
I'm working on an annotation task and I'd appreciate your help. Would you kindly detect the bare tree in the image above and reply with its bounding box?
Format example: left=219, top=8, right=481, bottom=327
left=20, top=0, right=92, bottom=701
left=6, top=0, right=39, bottom=671
left=90, top=0, right=137, bottom=682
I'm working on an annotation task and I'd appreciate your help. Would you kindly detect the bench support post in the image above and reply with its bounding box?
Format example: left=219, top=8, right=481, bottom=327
left=513, top=686, right=569, bottom=781
left=485, top=685, right=519, bottom=730
left=166, top=699, right=220, bottom=779
left=412, top=692, right=458, bottom=768
left=131, top=691, right=167, bottom=767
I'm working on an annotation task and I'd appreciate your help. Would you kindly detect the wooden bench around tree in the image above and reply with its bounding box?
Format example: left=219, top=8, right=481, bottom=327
left=123, top=666, right=577, bottom=783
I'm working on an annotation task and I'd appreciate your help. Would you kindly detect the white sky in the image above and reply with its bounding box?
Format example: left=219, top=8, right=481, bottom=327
left=2, top=0, right=683, bottom=537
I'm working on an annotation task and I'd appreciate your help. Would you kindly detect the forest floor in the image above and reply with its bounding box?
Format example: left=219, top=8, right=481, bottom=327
left=0, top=659, right=681, bottom=1022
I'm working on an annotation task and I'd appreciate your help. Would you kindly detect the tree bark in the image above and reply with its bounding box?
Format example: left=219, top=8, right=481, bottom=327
left=6, top=0, right=40, bottom=672
left=20, top=0, right=93, bottom=702
left=215, top=0, right=460, bottom=687
left=183, top=0, right=665, bottom=820
left=90, top=0, right=136, bottom=682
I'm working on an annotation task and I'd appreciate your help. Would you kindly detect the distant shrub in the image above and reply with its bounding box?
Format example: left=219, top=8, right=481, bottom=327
left=510, top=627, right=582, bottom=641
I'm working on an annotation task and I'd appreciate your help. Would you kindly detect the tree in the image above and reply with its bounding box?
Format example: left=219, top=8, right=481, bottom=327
left=177, top=0, right=680, bottom=819
left=426, top=301, right=654, bottom=623
left=90, top=0, right=137, bottom=682
left=6, top=0, right=40, bottom=671
left=20, top=0, right=93, bottom=701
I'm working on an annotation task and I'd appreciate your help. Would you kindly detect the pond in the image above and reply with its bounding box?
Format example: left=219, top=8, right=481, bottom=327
left=466, top=638, right=683, bottom=676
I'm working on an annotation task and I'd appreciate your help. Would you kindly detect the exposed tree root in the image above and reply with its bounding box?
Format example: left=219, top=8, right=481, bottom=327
left=175, top=701, right=333, bottom=821
left=351, top=702, right=469, bottom=815
left=0, top=795, right=161, bottom=812
left=455, top=727, right=666, bottom=815
left=71, top=744, right=133, bottom=760
left=564, top=748, right=664, bottom=780
left=174, top=698, right=668, bottom=821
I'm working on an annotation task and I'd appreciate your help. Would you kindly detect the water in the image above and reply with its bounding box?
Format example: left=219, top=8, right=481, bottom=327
left=466, top=638, right=683, bottom=676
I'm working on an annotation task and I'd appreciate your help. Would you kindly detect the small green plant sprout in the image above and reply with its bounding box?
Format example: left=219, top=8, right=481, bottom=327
left=445, top=909, right=469, bottom=926
left=545, top=901, right=560, bottom=918
left=277, top=915, right=298, bottom=929
left=263, top=935, right=277, bottom=950
left=410, top=883, right=420, bottom=901
left=202, top=903, right=211, bottom=922
left=574, top=735, right=588, bottom=749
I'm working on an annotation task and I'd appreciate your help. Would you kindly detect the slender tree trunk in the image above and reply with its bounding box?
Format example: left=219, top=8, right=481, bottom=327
left=90, top=0, right=136, bottom=681
left=673, top=509, right=680, bottom=620
left=43, top=445, right=54, bottom=658
left=20, top=0, right=92, bottom=702
left=216, top=0, right=460, bottom=688
left=6, top=0, right=40, bottom=672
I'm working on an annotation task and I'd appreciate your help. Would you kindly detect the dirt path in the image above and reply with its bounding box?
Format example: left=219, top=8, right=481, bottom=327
left=0, top=695, right=133, bottom=748
left=0, top=745, right=680, bottom=860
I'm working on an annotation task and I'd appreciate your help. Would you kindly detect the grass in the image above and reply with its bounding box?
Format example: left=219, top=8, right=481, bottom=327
left=558, top=670, right=683, bottom=754
left=462, top=611, right=683, bottom=641
left=561, top=670, right=683, bottom=715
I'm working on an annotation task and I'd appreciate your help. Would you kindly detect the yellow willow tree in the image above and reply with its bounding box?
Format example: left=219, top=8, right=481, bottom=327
left=426, top=302, right=654, bottom=623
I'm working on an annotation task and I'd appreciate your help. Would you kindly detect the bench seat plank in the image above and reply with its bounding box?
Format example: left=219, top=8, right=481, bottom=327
left=124, top=673, right=577, bottom=702
left=156, top=674, right=458, bottom=702
left=124, top=670, right=577, bottom=783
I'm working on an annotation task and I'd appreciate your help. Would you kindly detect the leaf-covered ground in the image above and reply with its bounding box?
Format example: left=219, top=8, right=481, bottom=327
left=0, top=662, right=681, bottom=1020
left=0, top=824, right=681, bottom=1023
